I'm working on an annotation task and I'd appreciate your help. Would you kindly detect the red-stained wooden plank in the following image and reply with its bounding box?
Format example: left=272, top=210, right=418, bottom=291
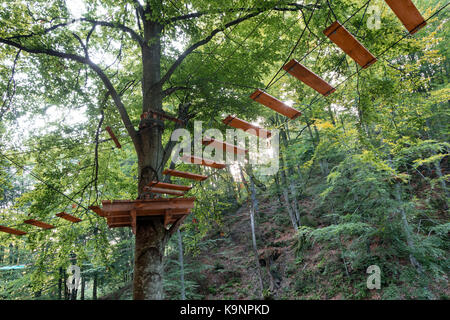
left=145, top=181, right=192, bottom=192
left=250, top=89, right=302, bottom=119
left=222, top=115, right=272, bottom=139
left=0, top=225, right=27, bottom=236
left=180, top=155, right=227, bottom=169
left=105, top=126, right=121, bottom=149
left=323, top=21, right=377, bottom=69
left=385, top=0, right=427, bottom=34
left=164, top=209, right=173, bottom=228
left=202, top=136, right=248, bottom=155
left=55, top=212, right=82, bottom=223
left=163, top=169, right=208, bottom=181
left=23, top=219, right=55, bottom=230
left=282, top=59, right=335, bottom=96
left=89, top=205, right=107, bottom=217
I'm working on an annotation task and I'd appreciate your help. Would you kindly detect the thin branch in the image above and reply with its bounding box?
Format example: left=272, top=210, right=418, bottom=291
left=166, top=3, right=320, bottom=23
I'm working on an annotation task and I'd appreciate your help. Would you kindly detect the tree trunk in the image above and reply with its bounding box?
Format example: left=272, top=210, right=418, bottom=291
left=133, top=218, right=167, bottom=300
left=177, top=229, right=186, bottom=300
left=278, top=151, right=298, bottom=230
left=64, top=270, right=68, bottom=300
left=8, top=244, right=13, bottom=264
left=92, top=274, right=97, bottom=300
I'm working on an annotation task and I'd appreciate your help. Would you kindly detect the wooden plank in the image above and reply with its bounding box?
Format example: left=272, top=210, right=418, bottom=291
left=163, top=169, right=208, bottom=181
left=202, top=136, right=248, bottom=155
left=385, top=0, right=427, bottom=34
left=323, top=21, right=377, bottom=69
left=145, top=181, right=192, bottom=192
left=55, top=212, right=82, bottom=223
left=105, top=126, right=121, bottom=149
left=250, top=89, right=302, bottom=119
left=101, top=198, right=196, bottom=213
left=0, top=225, right=27, bottom=236
left=107, top=208, right=191, bottom=217
left=23, top=219, right=55, bottom=230
left=147, top=187, right=185, bottom=196
left=222, top=115, right=272, bottom=139
left=180, top=155, right=227, bottom=169
left=283, top=59, right=336, bottom=96
left=89, top=205, right=107, bottom=217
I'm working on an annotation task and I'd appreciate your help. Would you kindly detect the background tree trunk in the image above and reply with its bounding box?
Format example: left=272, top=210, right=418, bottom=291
left=92, top=274, right=97, bottom=300
left=80, top=277, right=85, bottom=300
left=177, top=229, right=186, bottom=300
left=58, top=267, right=63, bottom=300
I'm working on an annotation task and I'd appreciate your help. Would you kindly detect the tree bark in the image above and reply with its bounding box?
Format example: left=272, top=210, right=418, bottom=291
left=92, top=274, right=97, bottom=300
left=133, top=218, right=168, bottom=299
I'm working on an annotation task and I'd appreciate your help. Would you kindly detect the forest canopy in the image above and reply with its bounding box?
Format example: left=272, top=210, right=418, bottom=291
left=0, top=0, right=448, bottom=300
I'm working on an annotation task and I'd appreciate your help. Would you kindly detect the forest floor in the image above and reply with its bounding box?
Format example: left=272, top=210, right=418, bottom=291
left=190, top=194, right=376, bottom=300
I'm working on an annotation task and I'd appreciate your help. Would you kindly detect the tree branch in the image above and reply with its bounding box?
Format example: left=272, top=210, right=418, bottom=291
left=0, top=37, right=138, bottom=143
left=166, top=3, right=320, bottom=23
left=158, top=10, right=264, bottom=88
left=162, top=86, right=189, bottom=98
left=6, top=18, right=145, bottom=48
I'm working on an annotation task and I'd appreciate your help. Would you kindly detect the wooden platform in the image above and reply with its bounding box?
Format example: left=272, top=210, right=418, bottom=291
left=202, top=136, right=248, bottom=155
left=180, top=155, right=227, bottom=169
left=93, top=198, right=196, bottom=234
left=56, top=212, right=82, bottom=223
left=23, top=219, right=55, bottom=230
left=163, top=169, right=208, bottom=181
left=323, top=21, right=377, bottom=69
left=250, top=89, right=302, bottom=119
left=283, top=59, right=335, bottom=96
left=0, top=225, right=27, bottom=236
left=385, top=0, right=427, bottom=34
left=222, top=115, right=272, bottom=139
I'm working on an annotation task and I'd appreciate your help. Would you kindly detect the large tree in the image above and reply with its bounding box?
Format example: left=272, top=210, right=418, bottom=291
left=0, top=0, right=322, bottom=299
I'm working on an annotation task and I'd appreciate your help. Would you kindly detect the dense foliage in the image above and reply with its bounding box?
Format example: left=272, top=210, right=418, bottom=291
left=0, top=0, right=448, bottom=299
